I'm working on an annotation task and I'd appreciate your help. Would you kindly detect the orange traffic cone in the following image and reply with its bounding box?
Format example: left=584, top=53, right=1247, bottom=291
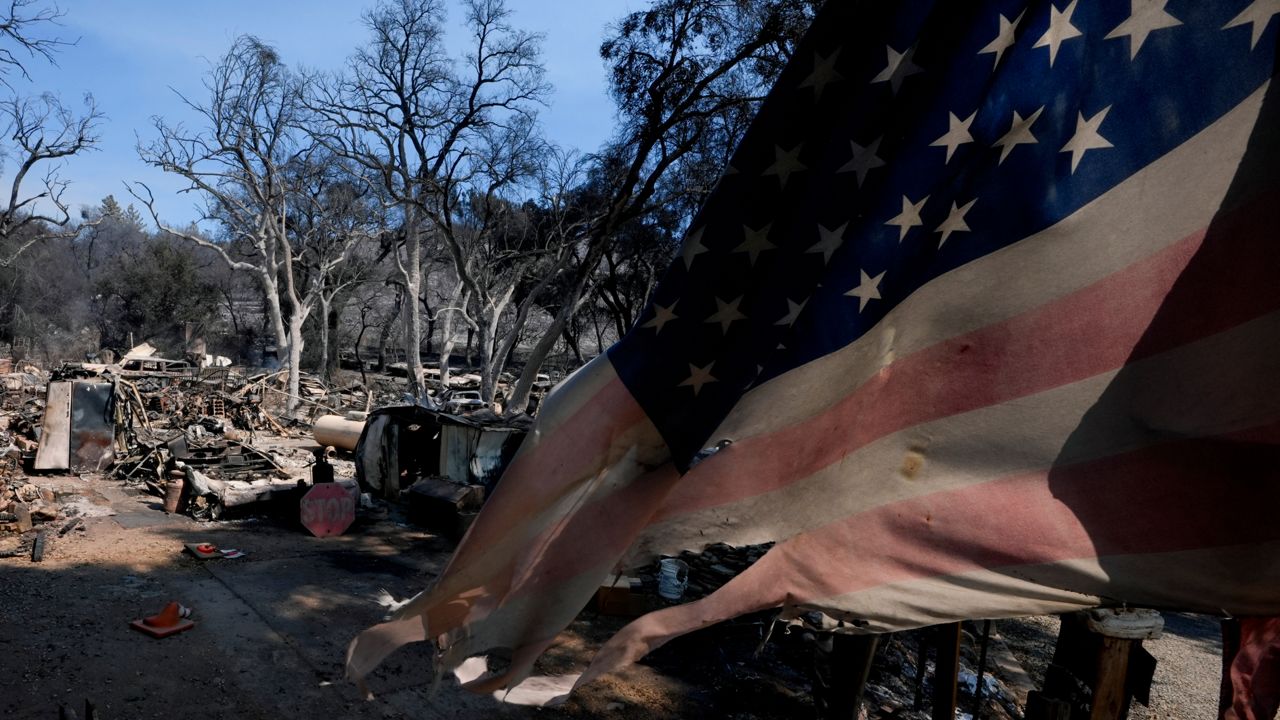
left=130, top=601, right=195, bottom=638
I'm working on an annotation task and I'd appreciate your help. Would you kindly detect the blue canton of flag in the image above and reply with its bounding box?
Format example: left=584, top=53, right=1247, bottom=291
left=611, top=0, right=1279, bottom=468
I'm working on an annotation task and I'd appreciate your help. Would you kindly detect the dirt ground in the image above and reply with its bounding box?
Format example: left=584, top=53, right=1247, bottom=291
left=0, top=471, right=817, bottom=719
left=0, top=470, right=1227, bottom=720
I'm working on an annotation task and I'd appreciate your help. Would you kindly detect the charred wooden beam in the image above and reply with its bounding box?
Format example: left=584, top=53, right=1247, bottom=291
left=30, top=529, right=45, bottom=562
left=932, top=622, right=962, bottom=720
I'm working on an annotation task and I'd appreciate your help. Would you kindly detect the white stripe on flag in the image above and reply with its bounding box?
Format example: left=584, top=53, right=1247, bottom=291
left=717, top=82, right=1268, bottom=443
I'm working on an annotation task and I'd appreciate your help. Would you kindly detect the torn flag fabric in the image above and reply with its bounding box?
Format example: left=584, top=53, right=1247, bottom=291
left=348, top=0, right=1280, bottom=700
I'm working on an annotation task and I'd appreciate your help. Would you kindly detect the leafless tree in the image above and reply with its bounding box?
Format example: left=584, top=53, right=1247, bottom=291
left=133, top=36, right=370, bottom=415
left=309, top=0, right=551, bottom=403
left=0, top=0, right=71, bottom=87
left=0, top=1, right=102, bottom=267
left=307, top=186, right=381, bottom=382
left=500, top=146, right=595, bottom=412
left=500, top=0, right=819, bottom=415
left=431, top=116, right=575, bottom=405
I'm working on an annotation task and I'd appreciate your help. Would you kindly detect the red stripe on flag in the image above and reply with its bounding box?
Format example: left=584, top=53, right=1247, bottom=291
left=445, top=373, right=648, bottom=571
left=492, top=198, right=1280, bottom=594
left=578, top=422, right=1280, bottom=685
left=503, top=403, right=1280, bottom=598
left=655, top=194, right=1280, bottom=523
left=767, top=422, right=1280, bottom=602
left=385, top=373, right=651, bottom=639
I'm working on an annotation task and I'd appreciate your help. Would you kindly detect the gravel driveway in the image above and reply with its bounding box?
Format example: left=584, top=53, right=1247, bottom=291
left=998, top=612, right=1224, bottom=720
left=1134, top=613, right=1223, bottom=720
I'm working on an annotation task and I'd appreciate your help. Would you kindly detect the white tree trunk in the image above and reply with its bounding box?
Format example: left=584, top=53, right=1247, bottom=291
left=478, top=318, right=498, bottom=406
left=473, top=284, right=515, bottom=406
left=436, top=282, right=466, bottom=390
left=438, top=333, right=455, bottom=390
left=403, top=226, right=424, bottom=400
left=318, top=295, right=331, bottom=383
left=506, top=305, right=568, bottom=415
left=260, top=271, right=289, bottom=364
left=285, top=311, right=306, bottom=417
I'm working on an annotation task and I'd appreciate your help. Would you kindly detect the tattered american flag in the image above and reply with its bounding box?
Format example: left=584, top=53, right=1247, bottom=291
left=349, top=0, right=1280, bottom=701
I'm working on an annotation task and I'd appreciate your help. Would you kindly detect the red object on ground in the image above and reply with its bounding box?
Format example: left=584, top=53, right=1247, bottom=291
left=185, top=543, right=221, bottom=559
left=130, top=601, right=195, bottom=639
left=300, top=483, right=356, bottom=538
left=1219, top=616, right=1280, bottom=720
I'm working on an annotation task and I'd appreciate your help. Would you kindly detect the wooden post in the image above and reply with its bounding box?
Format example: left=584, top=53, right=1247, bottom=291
left=1086, top=609, right=1163, bottom=720
left=821, top=634, right=880, bottom=720
left=973, top=620, right=992, bottom=719
left=1090, top=636, right=1133, bottom=720
left=932, top=622, right=962, bottom=720
left=1028, top=610, right=1163, bottom=720
left=914, top=632, right=929, bottom=710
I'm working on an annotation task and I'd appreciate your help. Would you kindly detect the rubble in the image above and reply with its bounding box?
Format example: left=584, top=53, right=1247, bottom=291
left=0, top=346, right=472, bottom=539
left=0, top=344, right=549, bottom=541
left=636, top=542, right=775, bottom=601
left=623, top=543, right=1028, bottom=720
left=111, top=429, right=307, bottom=520
left=0, top=345, right=545, bottom=543
left=0, top=473, right=99, bottom=562
left=236, top=370, right=342, bottom=426
left=355, top=404, right=531, bottom=500
left=0, top=348, right=370, bottom=530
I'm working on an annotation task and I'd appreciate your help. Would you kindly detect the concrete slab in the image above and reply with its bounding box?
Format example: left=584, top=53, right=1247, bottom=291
left=102, top=486, right=190, bottom=530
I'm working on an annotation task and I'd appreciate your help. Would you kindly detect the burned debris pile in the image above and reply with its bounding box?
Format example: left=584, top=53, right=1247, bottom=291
left=0, top=348, right=355, bottom=528
left=0, top=342, right=543, bottom=534
left=0, top=363, right=111, bottom=558
left=114, top=435, right=296, bottom=521
left=0, top=363, right=62, bottom=545
left=104, top=365, right=382, bottom=520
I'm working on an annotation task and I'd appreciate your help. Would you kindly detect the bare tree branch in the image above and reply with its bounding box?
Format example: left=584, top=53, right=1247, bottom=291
left=0, top=0, right=75, bottom=91
left=304, top=0, right=552, bottom=402
left=136, top=35, right=378, bottom=415
left=0, top=91, right=102, bottom=265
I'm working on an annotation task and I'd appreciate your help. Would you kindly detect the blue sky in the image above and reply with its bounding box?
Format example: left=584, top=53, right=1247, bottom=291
left=8, top=1, right=636, bottom=228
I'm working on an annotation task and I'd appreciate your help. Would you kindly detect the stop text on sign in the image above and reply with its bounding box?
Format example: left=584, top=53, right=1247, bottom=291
left=300, top=483, right=356, bottom=537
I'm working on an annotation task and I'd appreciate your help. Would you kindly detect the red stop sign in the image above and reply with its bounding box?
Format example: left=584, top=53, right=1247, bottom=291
left=300, top=483, right=356, bottom=537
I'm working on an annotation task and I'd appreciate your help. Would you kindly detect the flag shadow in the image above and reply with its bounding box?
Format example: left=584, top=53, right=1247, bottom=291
left=1044, top=52, right=1280, bottom=616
